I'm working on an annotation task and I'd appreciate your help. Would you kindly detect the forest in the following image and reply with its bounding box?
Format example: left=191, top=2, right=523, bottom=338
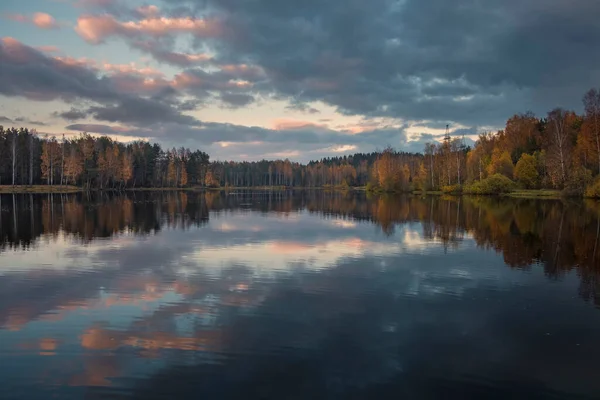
left=1, top=88, right=600, bottom=196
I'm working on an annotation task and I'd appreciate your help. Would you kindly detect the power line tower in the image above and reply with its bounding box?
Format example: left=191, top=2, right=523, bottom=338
left=444, top=124, right=451, bottom=143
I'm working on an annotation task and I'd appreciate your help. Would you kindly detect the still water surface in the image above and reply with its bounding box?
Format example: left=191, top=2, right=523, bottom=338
left=1, top=191, right=600, bottom=399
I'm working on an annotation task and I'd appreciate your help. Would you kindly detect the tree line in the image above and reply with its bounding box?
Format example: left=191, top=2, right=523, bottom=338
left=0, top=129, right=210, bottom=189
left=2, top=87, right=600, bottom=194
left=416, top=88, right=600, bottom=196
left=0, top=126, right=423, bottom=190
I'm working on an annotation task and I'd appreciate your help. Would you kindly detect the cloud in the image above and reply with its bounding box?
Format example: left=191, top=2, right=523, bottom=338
left=14, top=117, right=47, bottom=126
left=220, top=93, right=254, bottom=107
left=36, top=45, right=60, bottom=53
left=75, top=14, right=222, bottom=44
left=4, top=12, right=59, bottom=29
left=100, top=62, right=164, bottom=78
left=32, top=13, right=59, bottom=29
left=0, top=37, right=200, bottom=127
left=10, top=0, right=600, bottom=159
left=151, top=0, right=600, bottom=128
left=86, top=98, right=201, bottom=126
left=131, top=41, right=213, bottom=67
left=272, top=119, right=328, bottom=131
left=53, top=108, right=89, bottom=121
left=65, top=124, right=126, bottom=134
left=5, top=14, right=29, bottom=23
left=285, top=102, right=321, bottom=114
left=135, top=5, right=160, bottom=18
left=87, top=119, right=410, bottom=162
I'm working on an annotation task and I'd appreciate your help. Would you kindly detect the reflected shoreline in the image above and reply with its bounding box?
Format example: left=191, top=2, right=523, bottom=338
left=2, top=191, right=600, bottom=399
left=2, top=190, right=600, bottom=305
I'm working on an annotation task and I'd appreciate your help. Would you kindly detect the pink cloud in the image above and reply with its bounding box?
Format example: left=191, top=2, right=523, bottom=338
left=53, top=56, right=95, bottom=68
left=50, top=56, right=168, bottom=92
left=33, top=13, right=59, bottom=29
left=171, top=69, right=257, bottom=92
left=272, top=119, right=328, bottom=131
left=1, top=37, right=37, bottom=63
left=109, top=75, right=171, bottom=95
left=327, top=144, right=358, bottom=153
left=75, top=15, right=120, bottom=43
left=76, top=14, right=222, bottom=44
left=136, top=5, right=160, bottom=18
left=172, top=72, right=202, bottom=90
left=51, top=56, right=162, bottom=78
left=100, top=62, right=164, bottom=78
left=4, top=12, right=59, bottom=29
left=5, top=14, right=28, bottom=23
left=162, top=51, right=212, bottom=65
left=129, top=40, right=214, bottom=66
left=220, top=64, right=265, bottom=80
left=37, top=45, right=60, bottom=53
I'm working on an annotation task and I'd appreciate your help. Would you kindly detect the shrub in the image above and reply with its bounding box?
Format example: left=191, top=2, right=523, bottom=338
left=337, top=180, right=351, bottom=190
left=366, top=182, right=377, bottom=192
left=487, top=150, right=514, bottom=179
left=584, top=177, right=600, bottom=198
left=464, top=174, right=516, bottom=195
left=514, top=153, right=539, bottom=189
left=564, top=167, right=592, bottom=197
left=442, top=184, right=463, bottom=194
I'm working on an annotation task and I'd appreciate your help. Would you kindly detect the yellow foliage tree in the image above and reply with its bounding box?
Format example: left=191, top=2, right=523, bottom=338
left=487, top=149, right=514, bottom=179
left=514, top=153, right=539, bottom=188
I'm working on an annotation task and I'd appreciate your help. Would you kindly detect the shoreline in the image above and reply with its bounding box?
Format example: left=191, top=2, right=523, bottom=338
left=0, top=185, right=586, bottom=200
left=0, top=185, right=82, bottom=194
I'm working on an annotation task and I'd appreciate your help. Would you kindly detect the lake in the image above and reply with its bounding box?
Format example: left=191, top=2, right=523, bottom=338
left=1, top=191, right=600, bottom=399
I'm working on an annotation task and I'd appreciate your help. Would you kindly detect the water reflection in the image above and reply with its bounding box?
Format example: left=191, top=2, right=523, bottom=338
left=0, top=191, right=600, bottom=399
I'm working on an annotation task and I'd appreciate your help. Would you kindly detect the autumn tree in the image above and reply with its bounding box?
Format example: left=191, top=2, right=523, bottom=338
left=545, top=108, right=578, bottom=187
left=64, top=145, right=83, bottom=185
left=41, top=136, right=60, bottom=185
left=582, top=89, right=600, bottom=173
left=487, top=149, right=514, bottom=179
left=500, top=112, right=541, bottom=162
left=121, top=152, right=133, bottom=188
left=515, top=153, right=539, bottom=189
left=180, top=166, right=188, bottom=187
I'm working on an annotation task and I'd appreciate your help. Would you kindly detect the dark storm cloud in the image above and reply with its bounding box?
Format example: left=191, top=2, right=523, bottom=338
left=87, top=98, right=201, bottom=126
left=285, top=102, right=321, bottom=114
left=158, top=0, right=600, bottom=126
left=0, top=38, right=199, bottom=127
left=53, top=108, right=89, bottom=121
left=130, top=39, right=213, bottom=68
left=65, top=124, right=125, bottom=134
left=0, top=38, right=114, bottom=102
left=14, top=117, right=47, bottom=126
left=220, top=92, right=255, bottom=107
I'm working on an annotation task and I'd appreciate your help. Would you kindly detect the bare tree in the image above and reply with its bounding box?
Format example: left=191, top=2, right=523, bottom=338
left=29, top=130, right=35, bottom=185
left=547, top=108, right=575, bottom=186
left=11, top=129, right=16, bottom=186
left=60, top=134, right=65, bottom=186
left=424, top=143, right=435, bottom=189
left=451, top=138, right=464, bottom=185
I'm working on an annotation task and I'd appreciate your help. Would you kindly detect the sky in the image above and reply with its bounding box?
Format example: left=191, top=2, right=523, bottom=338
left=1, top=0, right=599, bottom=162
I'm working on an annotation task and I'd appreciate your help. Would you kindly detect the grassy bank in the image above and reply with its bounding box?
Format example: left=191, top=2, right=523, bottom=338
left=412, top=190, right=444, bottom=196
left=410, top=187, right=563, bottom=199
left=0, top=185, right=81, bottom=194
left=0, top=185, right=576, bottom=199
left=508, top=189, right=562, bottom=199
